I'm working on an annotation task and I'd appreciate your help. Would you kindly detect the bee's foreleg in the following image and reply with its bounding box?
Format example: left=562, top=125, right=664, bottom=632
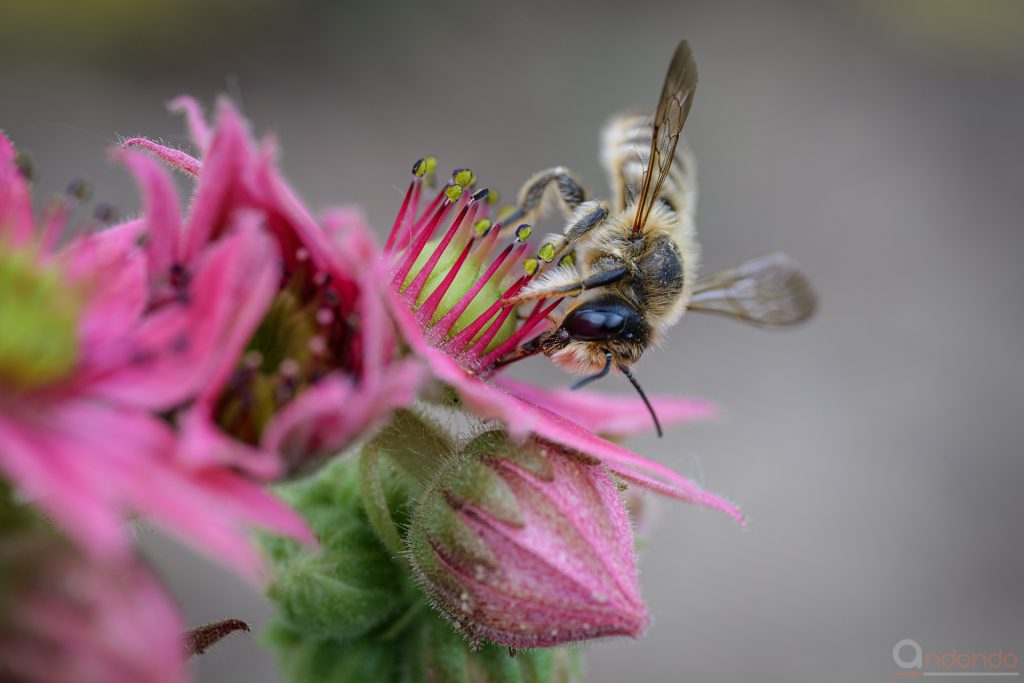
left=503, top=167, right=588, bottom=227
left=489, top=331, right=549, bottom=371
left=506, top=265, right=629, bottom=304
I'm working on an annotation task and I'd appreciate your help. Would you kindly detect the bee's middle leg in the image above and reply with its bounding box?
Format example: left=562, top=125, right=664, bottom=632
left=503, top=167, right=588, bottom=227
left=538, top=199, right=609, bottom=265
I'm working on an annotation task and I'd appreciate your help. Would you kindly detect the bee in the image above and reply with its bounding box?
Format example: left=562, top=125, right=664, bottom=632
left=496, top=41, right=817, bottom=435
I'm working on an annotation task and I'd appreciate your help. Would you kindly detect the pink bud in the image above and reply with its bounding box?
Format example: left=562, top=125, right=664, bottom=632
left=407, top=431, right=648, bottom=648
left=0, top=531, right=186, bottom=683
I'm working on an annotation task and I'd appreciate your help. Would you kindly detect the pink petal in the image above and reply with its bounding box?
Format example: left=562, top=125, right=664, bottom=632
left=261, top=360, right=424, bottom=476
left=3, top=555, right=187, bottom=683
left=321, top=209, right=403, bottom=354
left=67, top=217, right=146, bottom=258
left=0, top=132, right=35, bottom=244
left=0, top=413, right=130, bottom=560
left=126, top=462, right=314, bottom=583
left=120, top=138, right=201, bottom=177
left=175, top=405, right=281, bottom=480
left=1, top=401, right=312, bottom=583
left=90, top=219, right=278, bottom=411
left=249, top=140, right=353, bottom=276
left=494, top=376, right=718, bottom=436
left=352, top=259, right=399, bottom=383
left=509, top=395, right=746, bottom=525
left=59, top=230, right=149, bottom=365
left=383, top=288, right=541, bottom=437
left=322, top=207, right=383, bottom=269
left=193, top=213, right=281, bottom=403
left=168, top=95, right=211, bottom=153
left=182, top=100, right=250, bottom=258
left=119, top=150, right=182, bottom=280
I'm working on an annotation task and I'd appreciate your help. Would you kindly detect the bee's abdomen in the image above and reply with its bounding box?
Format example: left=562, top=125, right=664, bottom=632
left=600, top=114, right=697, bottom=218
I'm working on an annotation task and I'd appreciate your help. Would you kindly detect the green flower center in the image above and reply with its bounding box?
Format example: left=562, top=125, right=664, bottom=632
left=0, top=248, right=81, bottom=390
left=403, top=234, right=517, bottom=352
left=213, top=269, right=358, bottom=448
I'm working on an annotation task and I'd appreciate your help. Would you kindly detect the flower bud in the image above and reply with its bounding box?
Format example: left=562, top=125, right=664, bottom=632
left=264, top=448, right=583, bottom=683
left=407, top=431, right=648, bottom=648
left=0, top=487, right=185, bottom=683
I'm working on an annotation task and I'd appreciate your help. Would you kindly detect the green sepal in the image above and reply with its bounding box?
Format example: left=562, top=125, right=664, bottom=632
left=266, top=603, right=583, bottom=683
left=265, top=620, right=402, bottom=683
left=358, top=409, right=455, bottom=555
left=262, top=457, right=410, bottom=642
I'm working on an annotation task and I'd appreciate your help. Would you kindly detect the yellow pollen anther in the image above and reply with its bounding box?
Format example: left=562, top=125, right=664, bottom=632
left=452, top=169, right=474, bottom=187
left=559, top=253, right=575, bottom=267
left=515, top=224, right=532, bottom=242
left=487, top=189, right=500, bottom=205
left=473, top=218, right=491, bottom=235
left=523, top=258, right=538, bottom=275
left=538, top=243, right=556, bottom=262
left=413, top=156, right=438, bottom=177
left=444, top=184, right=464, bottom=202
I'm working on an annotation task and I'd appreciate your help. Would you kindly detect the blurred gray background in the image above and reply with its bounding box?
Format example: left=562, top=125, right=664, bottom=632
left=3, top=0, right=1022, bottom=680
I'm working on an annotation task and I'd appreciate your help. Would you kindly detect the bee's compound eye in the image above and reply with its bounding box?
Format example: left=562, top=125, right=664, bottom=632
left=564, top=309, right=626, bottom=340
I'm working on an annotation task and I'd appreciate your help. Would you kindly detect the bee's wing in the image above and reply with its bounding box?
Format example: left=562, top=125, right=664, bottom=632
left=688, top=253, right=817, bottom=326
left=631, top=40, right=698, bottom=236
left=602, top=114, right=698, bottom=220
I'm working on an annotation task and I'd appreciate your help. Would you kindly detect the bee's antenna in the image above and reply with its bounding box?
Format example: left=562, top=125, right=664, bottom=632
left=619, top=364, right=663, bottom=438
left=571, top=351, right=613, bottom=391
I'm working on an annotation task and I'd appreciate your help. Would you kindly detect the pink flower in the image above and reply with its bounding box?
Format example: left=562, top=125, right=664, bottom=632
left=381, top=161, right=744, bottom=524
left=127, top=100, right=731, bottom=520
left=122, top=99, right=423, bottom=480
left=0, top=132, right=312, bottom=581
left=407, top=431, right=648, bottom=648
left=0, top=493, right=185, bottom=683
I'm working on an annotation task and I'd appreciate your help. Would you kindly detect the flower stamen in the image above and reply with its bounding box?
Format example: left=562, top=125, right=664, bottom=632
left=428, top=242, right=525, bottom=343
left=385, top=159, right=575, bottom=368
left=401, top=196, right=481, bottom=305
left=416, top=237, right=476, bottom=323
left=390, top=189, right=458, bottom=288
left=384, top=161, right=428, bottom=253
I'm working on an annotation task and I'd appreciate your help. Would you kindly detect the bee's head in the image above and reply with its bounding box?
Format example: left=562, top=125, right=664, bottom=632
left=539, top=295, right=662, bottom=436
left=541, top=295, right=650, bottom=372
